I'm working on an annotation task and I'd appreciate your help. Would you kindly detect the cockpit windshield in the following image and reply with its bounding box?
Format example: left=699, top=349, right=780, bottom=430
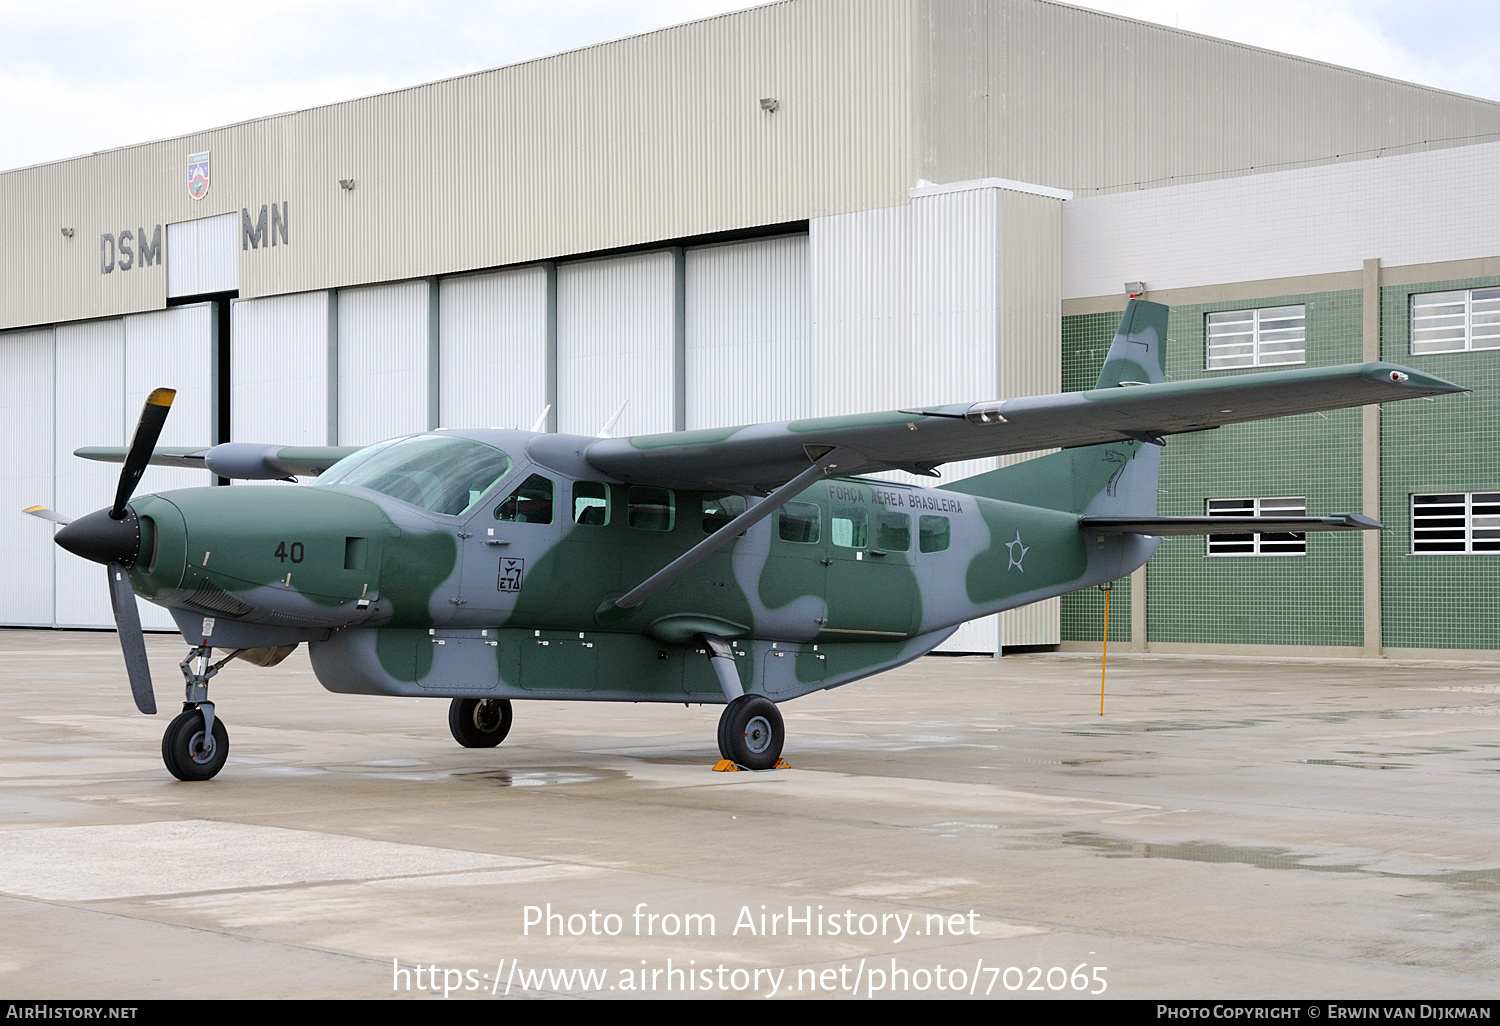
left=313, top=435, right=513, bottom=517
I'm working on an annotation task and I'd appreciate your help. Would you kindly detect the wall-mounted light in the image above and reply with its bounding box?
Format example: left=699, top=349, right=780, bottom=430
left=1124, top=281, right=1146, bottom=298
left=60, top=227, right=74, bottom=238
left=759, top=97, right=780, bottom=113
left=339, top=179, right=356, bottom=191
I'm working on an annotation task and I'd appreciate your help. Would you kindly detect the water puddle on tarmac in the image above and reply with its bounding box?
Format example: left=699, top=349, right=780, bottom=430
left=454, top=767, right=625, bottom=788
left=1060, top=832, right=1500, bottom=890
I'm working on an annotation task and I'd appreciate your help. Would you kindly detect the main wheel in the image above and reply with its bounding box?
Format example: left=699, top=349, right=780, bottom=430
left=162, top=709, right=229, bottom=781
left=449, top=698, right=513, bottom=748
left=717, top=695, right=784, bottom=770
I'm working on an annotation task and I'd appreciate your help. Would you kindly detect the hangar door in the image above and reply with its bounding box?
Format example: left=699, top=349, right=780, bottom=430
left=0, top=305, right=215, bottom=630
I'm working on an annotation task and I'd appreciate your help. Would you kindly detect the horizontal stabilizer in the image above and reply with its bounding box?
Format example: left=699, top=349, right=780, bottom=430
left=1080, top=513, right=1382, bottom=536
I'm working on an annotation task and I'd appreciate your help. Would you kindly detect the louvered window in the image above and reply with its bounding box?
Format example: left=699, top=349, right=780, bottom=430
left=1206, top=306, right=1305, bottom=370
left=1205, top=496, right=1307, bottom=556
left=1410, top=288, right=1500, bottom=354
left=1411, top=493, right=1500, bottom=553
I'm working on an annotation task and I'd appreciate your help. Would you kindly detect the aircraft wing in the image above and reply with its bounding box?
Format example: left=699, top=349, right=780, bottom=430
left=586, top=362, right=1464, bottom=492
left=75, top=444, right=362, bottom=479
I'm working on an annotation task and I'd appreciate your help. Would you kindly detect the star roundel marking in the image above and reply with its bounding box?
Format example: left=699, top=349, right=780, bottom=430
left=1005, top=530, right=1029, bottom=573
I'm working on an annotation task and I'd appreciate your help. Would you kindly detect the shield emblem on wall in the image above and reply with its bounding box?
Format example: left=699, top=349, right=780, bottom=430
left=187, top=151, right=210, bottom=200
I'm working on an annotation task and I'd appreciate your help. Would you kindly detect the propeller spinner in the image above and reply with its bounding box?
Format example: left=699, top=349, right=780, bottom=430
left=24, top=388, right=176, bottom=715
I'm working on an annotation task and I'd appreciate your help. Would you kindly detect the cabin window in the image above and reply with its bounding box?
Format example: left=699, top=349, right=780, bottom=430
left=1206, top=305, right=1305, bottom=369
left=495, top=474, right=555, bottom=523
left=1205, top=496, right=1306, bottom=555
left=876, top=511, right=911, bottom=552
left=831, top=506, right=868, bottom=548
left=702, top=492, right=747, bottom=533
left=918, top=515, right=950, bottom=553
left=573, top=482, right=610, bottom=526
left=1410, top=288, right=1500, bottom=354
left=629, top=486, right=675, bottom=531
left=778, top=502, right=820, bottom=544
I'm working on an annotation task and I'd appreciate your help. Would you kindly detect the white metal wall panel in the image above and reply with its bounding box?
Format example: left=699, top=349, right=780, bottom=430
left=54, top=320, right=125, bottom=628
left=809, top=205, right=911, bottom=417
left=0, top=329, right=56, bottom=625
left=557, top=253, right=675, bottom=438
left=124, top=305, right=216, bottom=629
left=439, top=267, right=548, bottom=430
left=685, top=236, right=810, bottom=429
left=810, top=184, right=1064, bottom=651
left=166, top=213, right=239, bottom=298
left=1064, top=139, right=1500, bottom=299
left=338, top=281, right=429, bottom=446
left=232, top=291, right=330, bottom=448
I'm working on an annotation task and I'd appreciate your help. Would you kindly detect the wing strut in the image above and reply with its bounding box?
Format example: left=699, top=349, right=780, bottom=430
left=609, top=446, right=859, bottom=612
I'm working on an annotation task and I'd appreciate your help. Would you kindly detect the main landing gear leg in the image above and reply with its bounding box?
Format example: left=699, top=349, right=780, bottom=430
left=162, top=643, right=238, bottom=781
left=699, top=634, right=785, bottom=771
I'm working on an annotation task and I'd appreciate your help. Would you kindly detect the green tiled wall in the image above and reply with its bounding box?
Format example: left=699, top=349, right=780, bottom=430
left=1061, top=295, right=1367, bottom=647
left=1150, top=293, right=1365, bottom=646
left=1059, top=311, right=1132, bottom=641
left=1380, top=275, right=1500, bottom=650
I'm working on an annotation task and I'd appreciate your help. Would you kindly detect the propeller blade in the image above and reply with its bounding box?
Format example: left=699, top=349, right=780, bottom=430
left=22, top=506, right=72, bottom=526
left=107, top=562, right=156, bottom=714
left=110, top=388, right=176, bottom=520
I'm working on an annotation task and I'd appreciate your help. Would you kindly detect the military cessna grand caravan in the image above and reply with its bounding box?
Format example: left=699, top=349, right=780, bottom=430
left=25, top=302, right=1462, bottom=780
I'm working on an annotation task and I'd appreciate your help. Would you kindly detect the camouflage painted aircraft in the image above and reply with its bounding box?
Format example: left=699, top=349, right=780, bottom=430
left=25, top=301, right=1463, bottom=780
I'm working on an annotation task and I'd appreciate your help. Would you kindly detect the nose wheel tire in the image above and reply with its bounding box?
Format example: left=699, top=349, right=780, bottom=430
left=449, top=698, right=513, bottom=748
left=162, top=709, right=229, bottom=781
left=717, top=695, right=784, bottom=770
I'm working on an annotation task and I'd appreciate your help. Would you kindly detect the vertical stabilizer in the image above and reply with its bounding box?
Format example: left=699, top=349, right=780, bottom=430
left=1095, top=299, right=1168, bottom=389
left=945, top=301, right=1166, bottom=518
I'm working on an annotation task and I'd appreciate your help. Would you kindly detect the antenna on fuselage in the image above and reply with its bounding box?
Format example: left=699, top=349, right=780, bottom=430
left=597, top=400, right=629, bottom=438
left=528, top=405, right=552, bottom=433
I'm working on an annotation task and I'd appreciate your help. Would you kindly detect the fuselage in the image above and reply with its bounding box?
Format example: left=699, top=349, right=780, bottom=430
left=123, top=429, right=1153, bottom=702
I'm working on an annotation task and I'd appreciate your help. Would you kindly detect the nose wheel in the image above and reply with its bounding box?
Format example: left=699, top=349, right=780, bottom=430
left=163, top=707, right=229, bottom=781
left=161, top=642, right=239, bottom=781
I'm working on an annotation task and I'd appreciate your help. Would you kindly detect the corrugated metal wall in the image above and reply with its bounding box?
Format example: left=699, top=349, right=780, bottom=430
left=0, top=329, right=56, bottom=626
left=915, top=0, right=1500, bottom=196
left=557, top=253, right=677, bottom=438
left=12, top=0, right=1500, bottom=331
left=685, top=236, right=810, bottom=429
left=337, top=281, right=431, bottom=446
left=232, top=291, right=332, bottom=447
left=439, top=267, right=549, bottom=430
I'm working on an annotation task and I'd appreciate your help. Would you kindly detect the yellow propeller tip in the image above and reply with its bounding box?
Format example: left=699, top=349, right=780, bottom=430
left=22, top=505, right=46, bottom=513
left=146, top=388, right=176, bottom=407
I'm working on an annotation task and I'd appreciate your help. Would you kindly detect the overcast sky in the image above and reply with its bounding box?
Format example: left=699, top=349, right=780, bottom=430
left=2, top=0, right=1497, bottom=173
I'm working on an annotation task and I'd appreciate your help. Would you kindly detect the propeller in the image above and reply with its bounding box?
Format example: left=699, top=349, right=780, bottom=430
left=27, top=388, right=176, bottom=715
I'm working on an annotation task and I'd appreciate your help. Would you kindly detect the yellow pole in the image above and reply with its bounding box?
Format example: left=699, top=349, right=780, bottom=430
left=1100, top=584, right=1110, bottom=716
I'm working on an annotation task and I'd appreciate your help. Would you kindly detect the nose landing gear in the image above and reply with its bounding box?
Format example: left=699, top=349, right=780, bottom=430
left=163, top=643, right=240, bottom=781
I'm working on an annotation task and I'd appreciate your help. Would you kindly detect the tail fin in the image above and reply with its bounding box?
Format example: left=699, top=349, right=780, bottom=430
left=944, top=301, right=1166, bottom=516
left=1096, top=299, right=1167, bottom=388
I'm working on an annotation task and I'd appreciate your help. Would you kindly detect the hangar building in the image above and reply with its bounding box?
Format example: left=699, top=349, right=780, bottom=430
left=3, top=0, right=1498, bottom=659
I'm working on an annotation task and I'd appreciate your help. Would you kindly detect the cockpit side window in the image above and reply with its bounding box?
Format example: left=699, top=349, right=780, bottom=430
left=495, top=474, right=555, bottom=524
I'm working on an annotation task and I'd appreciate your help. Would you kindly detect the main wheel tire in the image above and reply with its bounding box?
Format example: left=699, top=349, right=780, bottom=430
left=162, top=709, right=229, bottom=782
left=718, top=695, right=784, bottom=770
left=449, top=698, right=513, bottom=748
